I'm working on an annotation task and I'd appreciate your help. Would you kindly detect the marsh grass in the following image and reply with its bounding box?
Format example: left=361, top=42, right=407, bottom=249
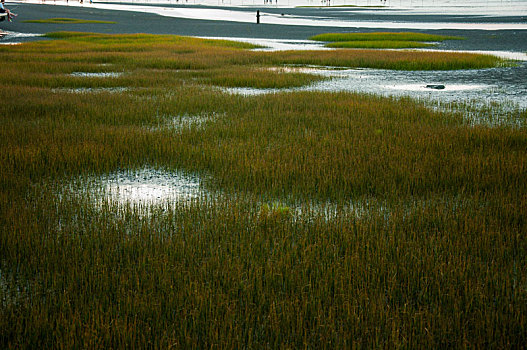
left=431, top=99, right=527, bottom=128
left=326, top=40, right=434, bottom=49
left=311, top=32, right=462, bottom=49
left=149, top=112, right=220, bottom=132
left=193, top=67, right=326, bottom=88
left=264, top=49, right=503, bottom=70
left=26, top=32, right=502, bottom=71
left=310, top=32, right=463, bottom=42
left=258, top=202, right=292, bottom=222
left=0, top=32, right=525, bottom=348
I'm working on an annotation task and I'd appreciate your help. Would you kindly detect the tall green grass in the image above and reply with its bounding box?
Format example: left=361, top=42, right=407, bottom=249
left=311, top=32, right=463, bottom=49
left=0, top=32, right=525, bottom=348
left=326, top=40, right=433, bottom=48
left=24, top=32, right=501, bottom=71
left=310, top=32, right=463, bottom=42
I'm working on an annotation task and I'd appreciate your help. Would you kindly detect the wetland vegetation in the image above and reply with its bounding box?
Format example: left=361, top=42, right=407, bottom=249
left=310, top=32, right=462, bottom=49
left=1, top=32, right=526, bottom=348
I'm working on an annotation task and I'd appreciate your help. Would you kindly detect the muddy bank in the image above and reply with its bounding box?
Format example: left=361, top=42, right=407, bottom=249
left=1, top=2, right=526, bottom=52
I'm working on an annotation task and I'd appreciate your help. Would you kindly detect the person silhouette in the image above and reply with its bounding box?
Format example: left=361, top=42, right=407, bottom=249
left=0, top=0, right=17, bottom=22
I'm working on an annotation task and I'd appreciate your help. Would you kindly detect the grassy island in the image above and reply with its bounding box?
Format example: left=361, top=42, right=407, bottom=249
left=311, top=31, right=463, bottom=49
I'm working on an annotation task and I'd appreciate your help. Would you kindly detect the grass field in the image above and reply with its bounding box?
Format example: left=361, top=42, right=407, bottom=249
left=1, top=32, right=526, bottom=348
left=325, top=40, right=434, bottom=48
left=311, top=32, right=462, bottom=49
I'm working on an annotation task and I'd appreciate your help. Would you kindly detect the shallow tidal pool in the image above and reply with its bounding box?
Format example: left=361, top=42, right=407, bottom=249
left=227, top=62, right=527, bottom=112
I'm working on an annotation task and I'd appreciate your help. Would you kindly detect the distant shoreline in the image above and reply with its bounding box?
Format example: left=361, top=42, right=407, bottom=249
left=1, top=1, right=526, bottom=52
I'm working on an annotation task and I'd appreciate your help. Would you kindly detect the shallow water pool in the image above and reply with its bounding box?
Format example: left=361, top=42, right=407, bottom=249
left=226, top=62, right=527, bottom=116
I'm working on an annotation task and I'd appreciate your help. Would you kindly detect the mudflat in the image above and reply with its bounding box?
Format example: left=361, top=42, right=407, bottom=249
left=1, top=2, right=526, bottom=52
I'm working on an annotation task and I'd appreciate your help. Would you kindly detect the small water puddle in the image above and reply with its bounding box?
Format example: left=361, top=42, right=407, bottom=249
left=150, top=112, right=219, bottom=132
left=288, top=198, right=389, bottom=222
left=95, top=168, right=205, bottom=207
left=258, top=193, right=472, bottom=225
left=52, top=167, right=209, bottom=219
left=52, top=87, right=130, bottom=94
left=70, top=72, right=123, bottom=78
left=0, top=267, right=26, bottom=308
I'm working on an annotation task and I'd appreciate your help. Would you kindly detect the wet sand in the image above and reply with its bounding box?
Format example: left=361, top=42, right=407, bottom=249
left=1, top=1, right=527, bottom=52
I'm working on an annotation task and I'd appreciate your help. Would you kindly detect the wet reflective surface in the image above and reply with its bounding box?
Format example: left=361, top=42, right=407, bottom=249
left=98, top=168, right=204, bottom=206
left=227, top=62, right=527, bottom=111
left=0, top=30, right=42, bottom=44
left=70, top=72, right=123, bottom=78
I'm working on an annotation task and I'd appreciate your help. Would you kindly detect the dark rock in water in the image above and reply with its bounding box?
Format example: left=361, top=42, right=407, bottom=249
left=426, top=84, right=446, bottom=90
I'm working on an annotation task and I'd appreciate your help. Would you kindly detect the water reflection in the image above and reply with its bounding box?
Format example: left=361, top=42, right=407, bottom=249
left=70, top=72, right=123, bottom=78
left=100, top=168, right=204, bottom=206
left=226, top=62, right=527, bottom=113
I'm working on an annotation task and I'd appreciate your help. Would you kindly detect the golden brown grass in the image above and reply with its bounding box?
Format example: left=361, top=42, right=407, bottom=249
left=310, top=32, right=463, bottom=49
left=0, top=32, right=525, bottom=349
left=310, top=32, right=462, bottom=42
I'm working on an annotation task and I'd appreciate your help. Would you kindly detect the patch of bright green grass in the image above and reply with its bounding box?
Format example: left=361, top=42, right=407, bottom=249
left=23, top=18, right=117, bottom=24
left=311, top=32, right=463, bottom=50
left=44, top=31, right=261, bottom=50
left=33, top=32, right=501, bottom=71
left=326, top=40, right=434, bottom=49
